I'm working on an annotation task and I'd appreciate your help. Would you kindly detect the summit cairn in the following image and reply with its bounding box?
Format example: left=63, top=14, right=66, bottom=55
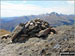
left=10, top=19, right=57, bottom=43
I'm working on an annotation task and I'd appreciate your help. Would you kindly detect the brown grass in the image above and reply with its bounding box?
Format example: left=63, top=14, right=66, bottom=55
left=0, top=29, right=11, bottom=36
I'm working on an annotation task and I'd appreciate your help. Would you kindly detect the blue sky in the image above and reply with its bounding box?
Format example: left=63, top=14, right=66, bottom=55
left=1, top=1, right=74, bottom=17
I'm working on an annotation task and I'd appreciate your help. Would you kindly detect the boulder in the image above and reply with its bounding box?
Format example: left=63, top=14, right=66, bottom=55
left=36, top=28, right=51, bottom=37
left=1, top=34, right=10, bottom=39
left=10, top=24, right=24, bottom=42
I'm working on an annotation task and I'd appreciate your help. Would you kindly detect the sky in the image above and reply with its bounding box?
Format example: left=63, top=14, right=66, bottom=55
left=1, top=0, right=75, bottom=17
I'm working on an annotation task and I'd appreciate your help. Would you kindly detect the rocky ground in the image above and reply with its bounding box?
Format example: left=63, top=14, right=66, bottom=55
left=0, top=19, right=75, bottom=56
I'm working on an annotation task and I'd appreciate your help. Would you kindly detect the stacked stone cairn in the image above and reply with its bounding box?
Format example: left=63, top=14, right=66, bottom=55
left=8, top=19, right=57, bottom=43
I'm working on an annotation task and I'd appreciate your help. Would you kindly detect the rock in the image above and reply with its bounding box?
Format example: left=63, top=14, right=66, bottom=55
left=25, top=21, right=31, bottom=28
left=50, top=28, right=57, bottom=34
left=10, top=24, right=24, bottom=42
left=1, top=34, right=10, bottom=39
left=9, top=19, right=57, bottom=43
left=36, top=28, right=51, bottom=37
left=28, top=24, right=35, bottom=30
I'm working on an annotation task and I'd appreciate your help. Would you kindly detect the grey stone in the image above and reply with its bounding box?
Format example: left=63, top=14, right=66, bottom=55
left=10, top=25, right=24, bottom=42
left=36, top=28, right=51, bottom=37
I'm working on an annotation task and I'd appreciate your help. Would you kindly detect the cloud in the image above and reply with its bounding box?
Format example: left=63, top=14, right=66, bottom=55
left=1, top=1, right=74, bottom=17
left=67, top=1, right=74, bottom=4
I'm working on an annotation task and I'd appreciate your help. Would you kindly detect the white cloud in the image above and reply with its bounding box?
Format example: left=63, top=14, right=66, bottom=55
left=67, top=1, right=74, bottom=4
left=1, top=1, right=74, bottom=17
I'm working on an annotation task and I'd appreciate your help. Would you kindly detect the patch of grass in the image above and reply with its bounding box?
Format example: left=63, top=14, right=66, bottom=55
left=0, top=29, right=11, bottom=36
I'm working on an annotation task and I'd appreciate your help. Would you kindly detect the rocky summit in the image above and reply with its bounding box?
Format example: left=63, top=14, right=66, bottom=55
left=8, top=19, right=56, bottom=43
left=0, top=19, right=75, bottom=56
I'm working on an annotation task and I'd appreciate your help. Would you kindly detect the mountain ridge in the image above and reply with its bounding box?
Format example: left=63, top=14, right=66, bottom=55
left=0, top=12, right=74, bottom=32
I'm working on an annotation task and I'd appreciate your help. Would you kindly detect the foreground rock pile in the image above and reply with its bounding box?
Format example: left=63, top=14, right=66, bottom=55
left=0, top=19, right=75, bottom=56
left=8, top=19, right=56, bottom=43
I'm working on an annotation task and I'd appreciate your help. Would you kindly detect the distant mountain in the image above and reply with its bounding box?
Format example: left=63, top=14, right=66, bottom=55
left=0, top=12, right=75, bottom=32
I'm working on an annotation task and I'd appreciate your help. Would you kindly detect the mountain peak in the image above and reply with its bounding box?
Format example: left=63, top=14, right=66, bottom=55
left=50, top=12, right=58, bottom=14
left=50, top=12, right=60, bottom=16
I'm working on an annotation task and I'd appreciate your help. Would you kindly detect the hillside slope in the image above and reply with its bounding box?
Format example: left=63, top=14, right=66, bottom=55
left=0, top=25, right=75, bottom=56
left=0, top=29, right=11, bottom=36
